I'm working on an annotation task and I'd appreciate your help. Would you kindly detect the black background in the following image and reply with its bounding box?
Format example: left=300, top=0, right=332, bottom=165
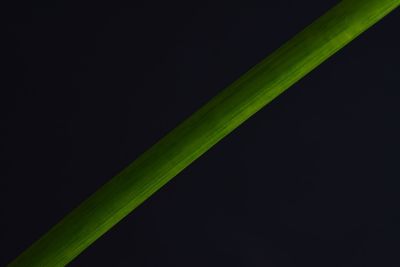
left=2, top=1, right=400, bottom=266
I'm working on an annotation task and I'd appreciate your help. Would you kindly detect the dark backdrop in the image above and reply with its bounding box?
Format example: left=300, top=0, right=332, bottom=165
left=2, top=1, right=400, bottom=266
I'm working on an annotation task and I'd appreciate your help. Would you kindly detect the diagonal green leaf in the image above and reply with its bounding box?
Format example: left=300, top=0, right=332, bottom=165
left=9, top=0, right=400, bottom=266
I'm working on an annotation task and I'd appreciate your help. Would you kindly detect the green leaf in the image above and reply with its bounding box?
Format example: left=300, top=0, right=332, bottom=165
left=9, top=0, right=400, bottom=266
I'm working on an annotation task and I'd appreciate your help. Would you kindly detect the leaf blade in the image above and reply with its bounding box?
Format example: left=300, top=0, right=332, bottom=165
left=9, top=0, right=400, bottom=266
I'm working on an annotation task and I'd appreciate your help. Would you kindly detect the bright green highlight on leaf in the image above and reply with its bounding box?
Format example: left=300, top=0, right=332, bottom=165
left=9, top=0, right=399, bottom=266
